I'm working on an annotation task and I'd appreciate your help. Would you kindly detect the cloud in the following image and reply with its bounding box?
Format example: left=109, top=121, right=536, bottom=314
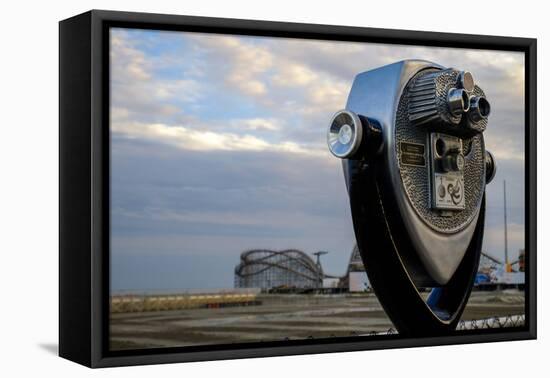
left=235, top=118, right=282, bottom=131
left=486, top=132, right=525, bottom=161
left=110, top=137, right=354, bottom=288
left=109, top=28, right=527, bottom=290
left=110, top=29, right=204, bottom=125
left=113, top=121, right=268, bottom=151
left=482, top=222, right=525, bottom=263
left=188, top=33, right=351, bottom=120
left=190, top=34, right=273, bottom=96
left=272, top=62, right=318, bottom=86
left=112, top=120, right=326, bottom=158
left=111, top=32, right=151, bottom=81
left=185, top=34, right=525, bottom=160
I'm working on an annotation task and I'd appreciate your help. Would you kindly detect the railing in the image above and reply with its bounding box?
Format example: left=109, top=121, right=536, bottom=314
left=358, top=315, right=525, bottom=336
left=110, top=292, right=261, bottom=313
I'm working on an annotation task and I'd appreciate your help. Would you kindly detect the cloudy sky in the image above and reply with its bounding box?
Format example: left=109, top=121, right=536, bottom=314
left=109, top=28, right=525, bottom=292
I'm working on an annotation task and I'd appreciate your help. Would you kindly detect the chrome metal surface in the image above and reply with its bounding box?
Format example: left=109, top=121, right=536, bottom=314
left=458, top=71, right=475, bottom=92
left=398, top=68, right=486, bottom=236
left=345, top=60, right=482, bottom=284
left=485, top=150, right=497, bottom=184
left=327, top=110, right=363, bottom=158
left=408, top=68, right=464, bottom=127
left=430, top=133, right=466, bottom=211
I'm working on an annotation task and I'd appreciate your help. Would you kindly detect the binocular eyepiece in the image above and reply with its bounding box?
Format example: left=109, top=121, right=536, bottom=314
left=328, top=67, right=492, bottom=166
left=469, top=96, right=491, bottom=123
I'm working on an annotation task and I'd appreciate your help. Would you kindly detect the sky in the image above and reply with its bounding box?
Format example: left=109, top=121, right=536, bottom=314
left=109, top=28, right=526, bottom=292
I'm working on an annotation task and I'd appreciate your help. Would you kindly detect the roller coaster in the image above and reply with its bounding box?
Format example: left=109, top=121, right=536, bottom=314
left=234, top=249, right=325, bottom=290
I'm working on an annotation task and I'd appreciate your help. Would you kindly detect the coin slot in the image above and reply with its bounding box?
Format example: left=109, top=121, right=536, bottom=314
left=435, top=138, right=446, bottom=157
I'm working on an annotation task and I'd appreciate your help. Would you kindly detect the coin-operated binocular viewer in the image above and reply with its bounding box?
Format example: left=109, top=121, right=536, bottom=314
left=327, top=60, right=496, bottom=336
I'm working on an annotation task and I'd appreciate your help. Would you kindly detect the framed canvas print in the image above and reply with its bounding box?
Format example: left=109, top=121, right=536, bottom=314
left=59, top=10, right=537, bottom=368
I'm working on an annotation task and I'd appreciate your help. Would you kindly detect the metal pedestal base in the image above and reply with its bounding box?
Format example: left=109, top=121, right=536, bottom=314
left=346, top=159, right=484, bottom=336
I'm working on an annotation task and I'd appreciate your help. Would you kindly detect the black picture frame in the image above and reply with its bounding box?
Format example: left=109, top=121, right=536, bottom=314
left=59, top=9, right=537, bottom=368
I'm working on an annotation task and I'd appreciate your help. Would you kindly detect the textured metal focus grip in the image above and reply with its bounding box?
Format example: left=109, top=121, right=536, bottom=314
left=409, top=69, right=464, bottom=126
left=408, top=69, right=488, bottom=137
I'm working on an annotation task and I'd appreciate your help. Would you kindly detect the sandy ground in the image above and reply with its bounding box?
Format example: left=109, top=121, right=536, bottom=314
left=110, top=289, right=525, bottom=350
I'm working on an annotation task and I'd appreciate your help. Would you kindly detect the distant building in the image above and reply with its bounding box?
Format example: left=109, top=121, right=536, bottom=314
left=348, top=245, right=365, bottom=272
left=234, top=249, right=322, bottom=290
left=518, top=249, right=525, bottom=272
left=343, top=245, right=371, bottom=292
left=475, top=251, right=525, bottom=287
left=322, top=278, right=340, bottom=289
